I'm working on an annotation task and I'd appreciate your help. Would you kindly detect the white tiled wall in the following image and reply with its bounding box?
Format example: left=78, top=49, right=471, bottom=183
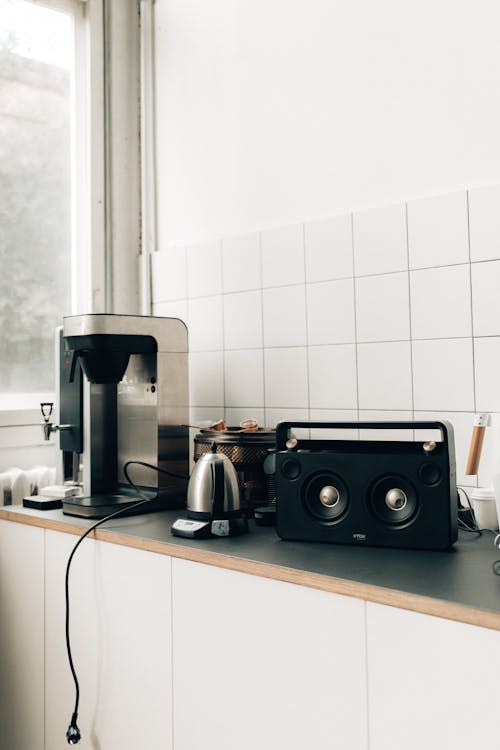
left=152, top=184, right=500, bottom=488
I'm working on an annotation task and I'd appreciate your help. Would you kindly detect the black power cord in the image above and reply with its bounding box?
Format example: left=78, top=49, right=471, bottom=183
left=65, top=460, right=187, bottom=744
left=457, top=486, right=500, bottom=577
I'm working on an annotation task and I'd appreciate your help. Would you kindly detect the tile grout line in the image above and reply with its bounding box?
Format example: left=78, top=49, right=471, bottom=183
left=302, top=223, right=311, bottom=424
left=258, top=232, right=267, bottom=423
left=351, top=213, right=361, bottom=435
left=188, top=331, right=500, bottom=355
left=170, top=559, right=175, bottom=750
left=466, top=190, right=477, bottom=414
left=198, top=403, right=479, bottom=413
left=184, top=247, right=192, bottom=422
left=405, top=202, right=416, bottom=438
left=173, top=254, right=500, bottom=301
left=43, top=528, right=46, bottom=750
left=364, top=601, right=372, bottom=750
left=466, top=192, right=479, bottom=489
left=174, top=254, right=500, bottom=300
left=219, top=240, right=227, bottom=419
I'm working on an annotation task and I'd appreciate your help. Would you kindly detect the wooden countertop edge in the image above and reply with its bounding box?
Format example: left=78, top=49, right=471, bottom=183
left=2, top=508, right=500, bottom=632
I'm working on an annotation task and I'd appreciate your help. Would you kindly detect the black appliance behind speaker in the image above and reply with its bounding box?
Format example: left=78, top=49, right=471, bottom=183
left=275, top=421, right=457, bottom=551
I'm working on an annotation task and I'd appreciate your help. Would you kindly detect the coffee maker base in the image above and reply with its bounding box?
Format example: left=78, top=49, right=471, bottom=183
left=62, top=492, right=182, bottom=519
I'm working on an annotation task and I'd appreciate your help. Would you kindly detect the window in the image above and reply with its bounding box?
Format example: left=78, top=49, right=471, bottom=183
left=0, top=0, right=78, bottom=407
left=0, top=0, right=143, bottom=473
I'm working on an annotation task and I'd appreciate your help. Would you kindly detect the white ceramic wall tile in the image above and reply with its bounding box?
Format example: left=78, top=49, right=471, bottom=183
left=412, top=338, right=474, bottom=412
left=186, top=241, right=222, bottom=297
left=309, top=409, right=358, bottom=440
left=355, top=273, right=410, bottom=343
left=264, top=408, right=310, bottom=438
left=306, top=278, right=355, bottom=346
left=151, top=190, right=500, bottom=429
left=352, top=203, right=407, bottom=276
left=410, top=265, right=472, bottom=340
left=263, top=285, right=307, bottom=347
left=414, top=411, right=477, bottom=488
left=468, top=185, right=500, bottom=262
left=412, top=423, right=443, bottom=444
left=152, top=300, right=188, bottom=324
left=358, top=410, right=413, bottom=441
left=261, top=224, right=305, bottom=287
left=151, top=247, right=186, bottom=302
left=308, top=345, right=357, bottom=409
left=357, top=342, right=412, bottom=410
left=223, top=291, right=263, bottom=350
left=474, top=337, right=500, bottom=412
left=189, top=407, right=223, bottom=425
left=304, top=214, right=353, bottom=282
left=224, top=350, right=264, bottom=407
left=225, top=407, right=266, bottom=428
left=189, top=351, right=224, bottom=407
left=188, top=296, right=223, bottom=352
left=407, top=191, right=469, bottom=269
left=222, top=233, right=261, bottom=292
left=471, top=260, right=500, bottom=337
left=264, top=347, right=308, bottom=409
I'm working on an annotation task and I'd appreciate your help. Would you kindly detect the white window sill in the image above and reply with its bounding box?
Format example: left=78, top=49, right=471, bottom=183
left=0, top=393, right=54, bottom=428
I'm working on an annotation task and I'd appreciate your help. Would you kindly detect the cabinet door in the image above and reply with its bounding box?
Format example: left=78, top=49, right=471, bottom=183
left=44, top=531, right=172, bottom=750
left=367, top=602, right=500, bottom=750
left=0, top=520, right=45, bottom=750
left=172, top=559, right=368, bottom=750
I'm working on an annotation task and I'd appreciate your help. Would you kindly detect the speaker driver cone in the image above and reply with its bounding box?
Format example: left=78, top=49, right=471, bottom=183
left=319, top=485, right=340, bottom=507
left=303, top=472, right=349, bottom=524
left=385, top=488, right=407, bottom=511
left=369, top=475, right=418, bottom=526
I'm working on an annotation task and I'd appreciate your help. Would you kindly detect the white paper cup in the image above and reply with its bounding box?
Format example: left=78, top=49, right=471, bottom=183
left=491, top=475, right=500, bottom=531
left=470, top=488, right=499, bottom=531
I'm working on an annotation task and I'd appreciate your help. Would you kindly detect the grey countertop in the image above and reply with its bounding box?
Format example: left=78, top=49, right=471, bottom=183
left=2, top=504, right=500, bottom=627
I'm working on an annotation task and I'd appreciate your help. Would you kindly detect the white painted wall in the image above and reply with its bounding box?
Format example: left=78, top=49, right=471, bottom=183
left=152, top=0, right=500, bottom=500
left=154, top=0, right=500, bottom=247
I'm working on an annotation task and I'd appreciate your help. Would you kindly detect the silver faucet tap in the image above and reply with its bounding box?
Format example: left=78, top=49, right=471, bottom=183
left=40, top=402, right=71, bottom=441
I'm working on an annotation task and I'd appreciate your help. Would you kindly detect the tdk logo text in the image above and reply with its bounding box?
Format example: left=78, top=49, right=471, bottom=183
left=352, top=533, right=367, bottom=542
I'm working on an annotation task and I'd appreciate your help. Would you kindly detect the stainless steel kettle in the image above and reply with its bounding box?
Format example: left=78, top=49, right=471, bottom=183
left=187, top=442, right=241, bottom=520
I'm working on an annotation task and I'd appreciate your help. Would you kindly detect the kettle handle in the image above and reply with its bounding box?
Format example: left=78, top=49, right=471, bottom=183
left=211, top=453, right=225, bottom=519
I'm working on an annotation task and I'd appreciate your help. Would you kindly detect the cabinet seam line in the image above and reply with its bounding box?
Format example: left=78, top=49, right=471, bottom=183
left=43, top=528, right=46, bottom=750
left=364, top=601, right=371, bottom=750
left=171, top=558, right=175, bottom=750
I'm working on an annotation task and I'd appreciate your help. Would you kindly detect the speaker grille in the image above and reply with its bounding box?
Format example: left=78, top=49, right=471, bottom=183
left=368, top=474, right=419, bottom=527
left=303, top=472, right=349, bottom=524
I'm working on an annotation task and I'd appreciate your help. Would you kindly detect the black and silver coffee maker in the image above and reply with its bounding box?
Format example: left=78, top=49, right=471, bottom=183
left=43, top=313, right=189, bottom=518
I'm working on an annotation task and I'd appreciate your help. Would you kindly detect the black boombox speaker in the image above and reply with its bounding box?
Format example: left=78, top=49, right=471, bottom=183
left=275, top=421, right=458, bottom=551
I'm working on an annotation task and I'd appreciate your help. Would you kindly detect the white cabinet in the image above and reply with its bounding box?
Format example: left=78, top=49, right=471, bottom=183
left=172, top=559, right=368, bottom=750
left=44, top=530, right=173, bottom=750
left=366, top=602, right=500, bottom=750
left=0, top=520, right=45, bottom=750
left=4, top=516, right=500, bottom=750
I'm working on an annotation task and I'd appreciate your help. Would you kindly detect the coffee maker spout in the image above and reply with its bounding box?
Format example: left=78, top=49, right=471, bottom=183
left=40, top=402, right=72, bottom=441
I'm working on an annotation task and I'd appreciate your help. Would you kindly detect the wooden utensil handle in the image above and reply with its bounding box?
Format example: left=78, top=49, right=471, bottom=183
left=465, top=414, right=490, bottom=475
left=465, top=426, right=486, bottom=475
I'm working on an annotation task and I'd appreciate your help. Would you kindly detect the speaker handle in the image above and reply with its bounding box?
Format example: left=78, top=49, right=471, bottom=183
left=275, top=421, right=453, bottom=452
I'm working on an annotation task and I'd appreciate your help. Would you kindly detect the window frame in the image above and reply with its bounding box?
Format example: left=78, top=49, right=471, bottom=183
left=0, top=0, right=143, bottom=445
